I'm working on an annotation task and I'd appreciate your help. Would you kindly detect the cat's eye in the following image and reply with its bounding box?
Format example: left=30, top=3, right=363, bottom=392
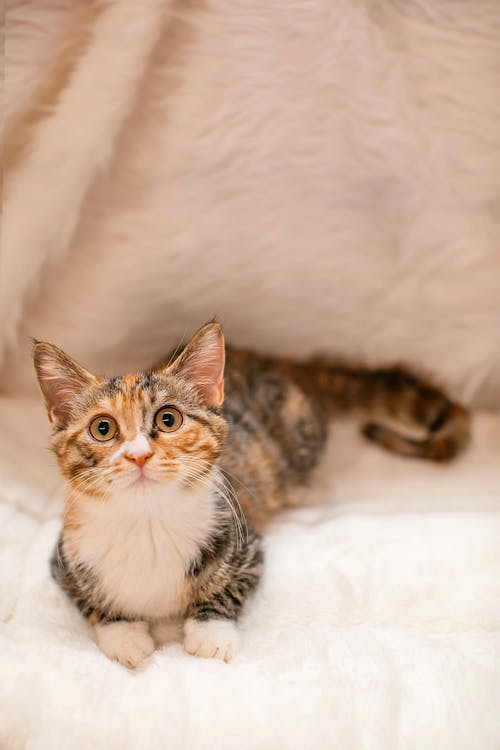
left=154, top=406, right=183, bottom=433
left=89, top=415, right=118, bottom=442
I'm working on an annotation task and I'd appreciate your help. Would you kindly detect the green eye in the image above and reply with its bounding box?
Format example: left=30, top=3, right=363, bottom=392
left=89, top=415, right=118, bottom=442
left=155, top=407, right=183, bottom=433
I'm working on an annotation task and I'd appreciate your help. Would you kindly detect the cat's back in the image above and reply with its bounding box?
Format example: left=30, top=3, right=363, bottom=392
left=223, top=346, right=327, bottom=454
left=220, top=347, right=328, bottom=527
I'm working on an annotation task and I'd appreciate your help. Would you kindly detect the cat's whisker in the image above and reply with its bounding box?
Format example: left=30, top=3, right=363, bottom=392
left=72, top=471, right=105, bottom=495
left=211, top=471, right=248, bottom=543
left=178, top=460, right=246, bottom=548
left=200, top=473, right=246, bottom=548
left=70, top=466, right=117, bottom=499
left=219, top=467, right=258, bottom=502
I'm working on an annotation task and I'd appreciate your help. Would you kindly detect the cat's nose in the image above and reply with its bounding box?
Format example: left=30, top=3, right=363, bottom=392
left=124, top=450, right=153, bottom=468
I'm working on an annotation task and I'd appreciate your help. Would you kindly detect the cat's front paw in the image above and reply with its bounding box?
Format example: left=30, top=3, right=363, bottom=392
left=95, top=620, right=155, bottom=669
left=183, top=618, right=239, bottom=662
left=150, top=618, right=183, bottom=647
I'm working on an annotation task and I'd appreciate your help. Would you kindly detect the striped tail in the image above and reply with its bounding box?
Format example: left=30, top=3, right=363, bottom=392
left=287, top=362, right=470, bottom=462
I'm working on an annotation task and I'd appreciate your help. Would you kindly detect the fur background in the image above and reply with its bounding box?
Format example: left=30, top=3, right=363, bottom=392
left=1, top=1, right=500, bottom=748
left=2, top=0, right=500, bottom=403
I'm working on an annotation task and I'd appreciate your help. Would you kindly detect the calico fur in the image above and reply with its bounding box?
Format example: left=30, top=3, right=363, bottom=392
left=217, top=348, right=470, bottom=528
left=34, top=321, right=469, bottom=668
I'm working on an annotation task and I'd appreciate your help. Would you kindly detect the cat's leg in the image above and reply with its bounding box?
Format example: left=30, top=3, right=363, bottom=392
left=51, top=539, right=155, bottom=669
left=183, top=531, right=263, bottom=662
left=94, top=619, right=155, bottom=669
left=183, top=617, right=239, bottom=662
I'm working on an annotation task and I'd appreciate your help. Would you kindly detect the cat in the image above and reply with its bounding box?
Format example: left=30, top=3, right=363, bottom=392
left=33, top=321, right=470, bottom=668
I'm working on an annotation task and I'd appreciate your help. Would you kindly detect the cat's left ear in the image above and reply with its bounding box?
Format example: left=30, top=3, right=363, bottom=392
left=167, top=322, right=225, bottom=408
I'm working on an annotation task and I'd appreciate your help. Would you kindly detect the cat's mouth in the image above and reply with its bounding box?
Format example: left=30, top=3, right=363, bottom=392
left=127, top=468, right=157, bottom=487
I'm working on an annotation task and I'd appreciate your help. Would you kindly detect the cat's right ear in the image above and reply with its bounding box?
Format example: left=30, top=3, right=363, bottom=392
left=33, top=342, right=97, bottom=428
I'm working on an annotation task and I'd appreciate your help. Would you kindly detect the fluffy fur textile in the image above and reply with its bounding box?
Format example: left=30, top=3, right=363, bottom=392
left=2, top=0, right=500, bottom=404
left=1, top=401, right=500, bottom=749
left=1, top=2, right=500, bottom=748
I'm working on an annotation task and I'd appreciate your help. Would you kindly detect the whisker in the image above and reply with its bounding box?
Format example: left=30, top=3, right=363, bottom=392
left=178, top=458, right=247, bottom=548
left=211, top=470, right=248, bottom=542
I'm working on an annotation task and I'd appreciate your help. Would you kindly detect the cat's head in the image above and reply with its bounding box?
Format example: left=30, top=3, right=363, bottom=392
left=33, top=322, right=228, bottom=497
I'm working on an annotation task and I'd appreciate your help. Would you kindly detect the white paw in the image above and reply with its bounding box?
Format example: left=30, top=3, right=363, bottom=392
left=150, top=618, right=183, bottom=647
left=94, top=620, right=155, bottom=669
left=183, top=618, right=239, bottom=662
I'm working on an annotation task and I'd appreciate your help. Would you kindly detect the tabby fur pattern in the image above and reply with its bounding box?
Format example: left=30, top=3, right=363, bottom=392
left=33, top=322, right=469, bottom=667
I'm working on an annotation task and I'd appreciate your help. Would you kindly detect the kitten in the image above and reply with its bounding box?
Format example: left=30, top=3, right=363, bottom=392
left=33, top=322, right=469, bottom=668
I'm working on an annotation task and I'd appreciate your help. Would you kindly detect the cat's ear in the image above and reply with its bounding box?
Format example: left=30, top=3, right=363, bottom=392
left=167, top=322, right=225, bottom=408
left=33, top=342, right=97, bottom=428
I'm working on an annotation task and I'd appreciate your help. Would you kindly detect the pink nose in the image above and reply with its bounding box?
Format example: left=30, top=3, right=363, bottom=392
left=124, top=451, right=152, bottom=468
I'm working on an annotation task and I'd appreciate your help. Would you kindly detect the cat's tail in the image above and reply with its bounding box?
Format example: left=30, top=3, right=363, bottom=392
left=286, top=361, right=470, bottom=462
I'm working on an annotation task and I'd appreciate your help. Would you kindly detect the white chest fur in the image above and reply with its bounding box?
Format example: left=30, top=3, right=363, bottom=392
left=71, top=481, right=219, bottom=619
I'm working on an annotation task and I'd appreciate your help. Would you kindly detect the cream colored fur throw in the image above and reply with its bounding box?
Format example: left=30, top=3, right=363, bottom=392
left=2, top=0, right=500, bottom=405
left=1, top=4, right=500, bottom=749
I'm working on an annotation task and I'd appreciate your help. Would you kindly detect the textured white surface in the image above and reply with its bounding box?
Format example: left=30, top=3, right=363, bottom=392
left=2, top=1, right=500, bottom=746
left=2, top=0, right=500, bottom=404
left=1, top=400, right=499, bottom=750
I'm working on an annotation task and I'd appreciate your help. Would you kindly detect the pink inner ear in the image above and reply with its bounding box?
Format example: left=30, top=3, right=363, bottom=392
left=34, top=344, right=95, bottom=427
left=172, top=324, right=226, bottom=408
left=184, top=354, right=225, bottom=407
left=43, top=371, right=87, bottom=425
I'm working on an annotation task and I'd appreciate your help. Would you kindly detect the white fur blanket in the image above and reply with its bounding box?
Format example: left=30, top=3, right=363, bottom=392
left=2, top=2, right=500, bottom=747
left=1, top=399, right=499, bottom=750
